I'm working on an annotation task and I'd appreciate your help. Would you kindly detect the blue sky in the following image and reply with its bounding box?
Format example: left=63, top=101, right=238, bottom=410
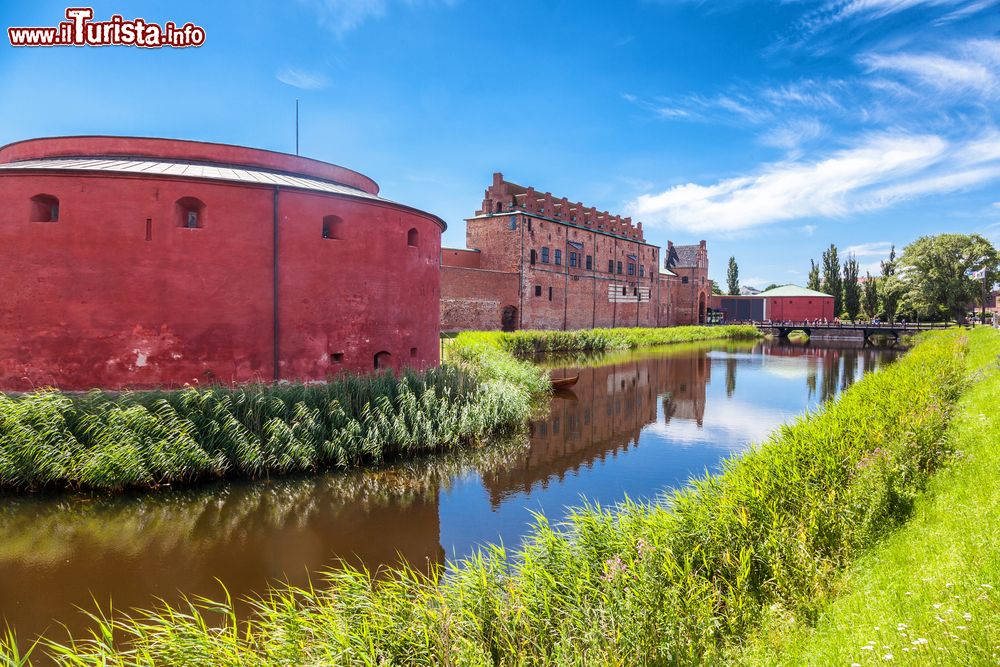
left=2, top=0, right=999, bottom=288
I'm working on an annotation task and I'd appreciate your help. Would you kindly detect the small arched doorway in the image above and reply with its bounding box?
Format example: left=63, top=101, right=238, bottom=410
left=373, top=351, right=392, bottom=370
left=501, top=305, right=518, bottom=332
left=698, top=293, right=706, bottom=324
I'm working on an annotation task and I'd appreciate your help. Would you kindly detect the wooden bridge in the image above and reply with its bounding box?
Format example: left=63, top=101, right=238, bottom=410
left=758, top=321, right=951, bottom=344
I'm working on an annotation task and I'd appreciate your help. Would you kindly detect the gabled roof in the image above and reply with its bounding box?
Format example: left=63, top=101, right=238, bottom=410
left=666, top=244, right=701, bottom=268
left=759, top=284, right=833, bottom=298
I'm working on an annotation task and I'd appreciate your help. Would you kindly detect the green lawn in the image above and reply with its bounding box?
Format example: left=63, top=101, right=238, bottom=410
left=737, top=326, right=1000, bottom=666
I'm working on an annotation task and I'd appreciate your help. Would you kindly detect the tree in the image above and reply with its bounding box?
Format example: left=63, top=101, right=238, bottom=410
left=863, top=272, right=879, bottom=320
left=709, top=279, right=723, bottom=295
left=727, top=256, right=740, bottom=295
left=821, top=244, right=843, bottom=316
left=764, top=283, right=780, bottom=291
left=896, top=233, right=1000, bottom=324
left=807, top=260, right=821, bottom=291
left=842, top=256, right=861, bottom=321
left=880, top=245, right=901, bottom=323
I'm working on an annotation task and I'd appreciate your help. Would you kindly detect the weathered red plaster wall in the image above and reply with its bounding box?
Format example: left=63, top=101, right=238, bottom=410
left=766, top=297, right=835, bottom=321
left=0, top=138, right=442, bottom=390
left=439, top=266, right=518, bottom=332
left=440, top=248, right=481, bottom=268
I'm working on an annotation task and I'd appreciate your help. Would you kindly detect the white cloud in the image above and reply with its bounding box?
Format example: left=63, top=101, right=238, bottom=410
left=626, top=130, right=1000, bottom=233
left=276, top=67, right=330, bottom=90
left=760, top=118, right=825, bottom=151
left=844, top=241, right=895, bottom=256
left=298, top=0, right=387, bottom=35
left=298, top=0, right=458, bottom=36
left=861, top=51, right=998, bottom=97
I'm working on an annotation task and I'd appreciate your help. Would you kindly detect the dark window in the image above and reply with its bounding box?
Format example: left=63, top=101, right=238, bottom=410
left=548, top=286, right=553, bottom=301
left=30, top=194, right=59, bottom=222
left=530, top=249, right=537, bottom=265
left=373, top=351, right=391, bottom=370
left=509, top=218, right=517, bottom=231
left=608, top=259, right=615, bottom=273
left=633, top=287, right=638, bottom=295
left=145, top=218, right=152, bottom=242
left=622, top=286, right=627, bottom=296
left=495, top=201, right=503, bottom=213
left=554, top=249, right=562, bottom=265
left=175, top=197, right=205, bottom=228
left=628, top=263, right=635, bottom=276
left=331, top=352, right=344, bottom=363
left=527, top=219, right=532, bottom=232
left=542, top=247, right=550, bottom=263
left=410, top=347, right=417, bottom=357
left=639, top=265, right=644, bottom=278
left=569, top=251, right=577, bottom=267
left=407, top=227, right=419, bottom=247
left=535, top=285, right=542, bottom=297
left=617, top=261, right=623, bottom=275
left=682, top=276, right=689, bottom=284
left=586, top=255, right=593, bottom=270
left=322, top=215, right=344, bottom=240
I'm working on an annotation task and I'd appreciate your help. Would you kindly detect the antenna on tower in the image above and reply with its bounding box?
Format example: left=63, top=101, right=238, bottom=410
left=295, top=98, right=300, bottom=155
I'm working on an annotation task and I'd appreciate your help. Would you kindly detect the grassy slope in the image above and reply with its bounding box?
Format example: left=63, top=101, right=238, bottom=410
left=0, top=330, right=978, bottom=665
left=738, top=326, right=1000, bottom=666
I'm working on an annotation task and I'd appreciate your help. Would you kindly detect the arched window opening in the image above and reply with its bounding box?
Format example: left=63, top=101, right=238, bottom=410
left=322, top=215, right=344, bottom=240
left=30, top=194, right=59, bottom=222
left=407, top=227, right=419, bottom=247
left=175, top=197, right=205, bottom=228
left=495, top=201, right=503, bottom=213
left=373, top=351, right=392, bottom=370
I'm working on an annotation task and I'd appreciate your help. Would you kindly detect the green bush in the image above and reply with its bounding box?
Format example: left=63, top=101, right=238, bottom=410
left=0, top=367, right=526, bottom=492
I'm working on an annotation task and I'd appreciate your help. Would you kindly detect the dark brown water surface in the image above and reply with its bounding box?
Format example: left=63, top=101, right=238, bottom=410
left=0, top=339, right=900, bottom=642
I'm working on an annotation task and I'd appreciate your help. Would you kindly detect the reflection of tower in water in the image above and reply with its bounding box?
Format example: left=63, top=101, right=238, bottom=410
left=480, top=351, right=712, bottom=507
left=661, top=352, right=710, bottom=427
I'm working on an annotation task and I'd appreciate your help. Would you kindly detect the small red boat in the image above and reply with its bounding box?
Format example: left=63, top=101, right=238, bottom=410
left=550, top=374, right=579, bottom=389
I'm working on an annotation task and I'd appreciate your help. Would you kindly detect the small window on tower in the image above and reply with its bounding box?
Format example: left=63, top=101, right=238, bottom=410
left=322, top=215, right=344, bottom=240
left=535, top=285, right=542, bottom=297
left=331, top=352, right=344, bottom=363
left=407, top=227, right=419, bottom=247
left=682, top=276, right=689, bottom=284
left=176, top=197, right=205, bottom=228
left=30, top=194, right=59, bottom=222
left=530, top=249, right=537, bottom=265
left=548, top=286, right=553, bottom=301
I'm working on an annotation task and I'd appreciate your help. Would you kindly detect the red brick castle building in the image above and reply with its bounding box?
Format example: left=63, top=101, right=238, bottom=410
left=440, top=173, right=709, bottom=331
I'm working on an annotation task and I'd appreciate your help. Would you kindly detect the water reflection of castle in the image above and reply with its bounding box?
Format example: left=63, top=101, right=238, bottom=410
left=480, top=341, right=895, bottom=507
left=481, top=352, right=710, bottom=506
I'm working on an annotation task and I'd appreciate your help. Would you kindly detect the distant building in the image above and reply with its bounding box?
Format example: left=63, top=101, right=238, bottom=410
left=440, top=173, right=709, bottom=331
left=710, top=284, right=834, bottom=322
left=739, top=285, right=761, bottom=296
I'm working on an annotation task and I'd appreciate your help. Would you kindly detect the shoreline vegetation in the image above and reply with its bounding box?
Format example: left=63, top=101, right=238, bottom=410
left=0, top=325, right=757, bottom=493
left=1, top=327, right=993, bottom=666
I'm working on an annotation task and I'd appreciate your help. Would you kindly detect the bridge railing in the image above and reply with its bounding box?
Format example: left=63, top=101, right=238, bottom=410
left=748, top=321, right=951, bottom=330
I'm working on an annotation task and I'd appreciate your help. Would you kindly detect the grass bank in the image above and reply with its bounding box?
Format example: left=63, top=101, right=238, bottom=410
left=2, top=329, right=984, bottom=665
left=734, top=326, right=1000, bottom=666
left=0, top=326, right=753, bottom=493
left=0, top=367, right=529, bottom=493
left=454, top=324, right=759, bottom=357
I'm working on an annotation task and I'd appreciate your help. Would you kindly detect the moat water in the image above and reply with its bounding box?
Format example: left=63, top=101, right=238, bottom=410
left=0, top=339, right=901, bottom=641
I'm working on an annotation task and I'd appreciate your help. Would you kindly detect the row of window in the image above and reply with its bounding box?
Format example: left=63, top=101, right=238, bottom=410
left=25, top=194, right=421, bottom=247
left=528, top=247, right=651, bottom=278
left=534, top=284, right=647, bottom=301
